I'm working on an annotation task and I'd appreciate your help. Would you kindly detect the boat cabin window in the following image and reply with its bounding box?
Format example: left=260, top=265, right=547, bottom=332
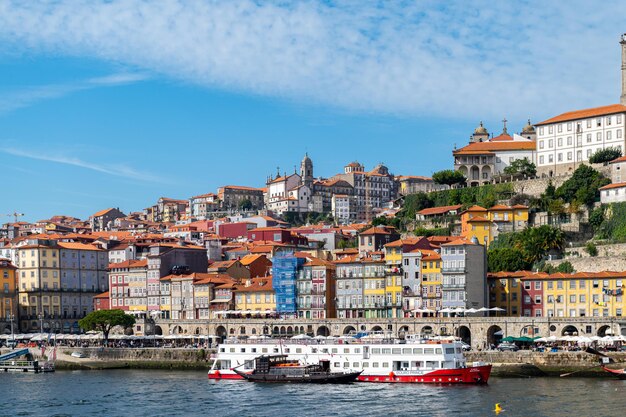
left=352, top=362, right=359, bottom=368
left=402, top=348, right=412, bottom=354
left=413, top=361, right=423, bottom=368
left=219, top=348, right=225, bottom=353
left=371, top=348, right=381, bottom=354
left=322, top=348, right=328, bottom=353
left=413, top=348, right=423, bottom=354
left=382, top=348, right=391, bottom=354
left=394, top=361, right=410, bottom=370
left=424, top=348, right=434, bottom=354
left=251, top=348, right=257, bottom=353
left=362, top=362, right=369, bottom=368
left=262, top=348, right=268, bottom=353
left=445, top=348, right=455, bottom=354
left=332, top=348, right=338, bottom=353
left=372, top=362, right=379, bottom=368
left=216, top=360, right=231, bottom=370
left=284, top=348, right=290, bottom=353
left=392, top=348, right=401, bottom=354
left=244, top=360, right=255, bottom=370
left=334, top=362, right=340, bottom=367
left=272, top=348, right=279, bottom=353
left=343, top=348, right=350, bottom=353
left=312, top=348, right=318, bottom=353
left=343, top=362, right=349, bottom=368
left=296, top=348, right=302, bottom=353
left=240, top=348, right=246, bottom=353
left=435, top=348, right=442, bottom=354
left=426, top=361, right=438, bottom=368
left=382, top=362, right=389, bottom=368
left=354, top=348, right=360, bottom=353
left=229, top=348, right=235, bottom=353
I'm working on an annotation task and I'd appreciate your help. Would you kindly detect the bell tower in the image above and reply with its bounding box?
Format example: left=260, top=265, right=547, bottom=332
left=619, top=33, right=626, bottom=106
left=300, top=153, right=313, bottom=188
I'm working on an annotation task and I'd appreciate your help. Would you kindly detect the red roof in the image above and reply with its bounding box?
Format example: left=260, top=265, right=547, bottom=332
left=610, top=155, right=626, bottom=164
left=599, top=182, right=626, bottom=190
left=108, top=259, right=148, bottom=269
left=454, top=140, right=535, bottom=155
left=536, top=104, right=626, bottom=126
left=417, top=204, right=463, bottom=216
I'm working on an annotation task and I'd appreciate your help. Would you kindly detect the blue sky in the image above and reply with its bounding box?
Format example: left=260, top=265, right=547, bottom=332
left=1, top=1, right=626, bottom=222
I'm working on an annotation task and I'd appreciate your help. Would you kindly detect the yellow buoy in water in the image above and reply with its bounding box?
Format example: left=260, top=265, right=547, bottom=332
left=494, top=403, right=503, bottom=414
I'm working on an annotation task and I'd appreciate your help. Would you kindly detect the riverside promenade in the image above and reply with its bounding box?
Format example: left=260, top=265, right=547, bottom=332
left=154, top=316, right=626, bottom=351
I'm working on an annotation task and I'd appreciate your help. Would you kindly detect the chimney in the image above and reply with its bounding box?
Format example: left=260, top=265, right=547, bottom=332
left=621, top=34, right=626, bottom=105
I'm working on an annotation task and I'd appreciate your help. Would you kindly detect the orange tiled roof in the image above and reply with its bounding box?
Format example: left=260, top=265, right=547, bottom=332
left=384, top=237, right=424, bottom=248
left=454, top=141, right=535, bottom=154
left=610, top=156, right=626, bottom=164
left=465, top=205, right=488, bottom=212
left=467, top=215, right=490, bottom=222
left=57, top=242, right=104, bottom=251
left=108, top=259, right=148, bottom=269
left=92, top=208, right=115, bottom=217
left=221, top=185, right=263, bottom=192
left=93, top=291, right=109, bottom=299
left=599, top=182, right=626, bottom=190
left=535, top=104, right=626, bottom=126
left=441, top=237, right=476, bottom=246
left=417, top=205, right=462, bottom=216
left=359, top=226, right=395, bottom=236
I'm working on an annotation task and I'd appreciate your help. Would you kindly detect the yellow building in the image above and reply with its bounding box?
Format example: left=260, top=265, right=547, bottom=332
left=362, top=257, right=386, bottom=318
left=17, top=244, right=61, bottom=331
left=461, top=204, right=530, bottom=247
left=384, top=238, right=429, bottom=318
left=1, top=258, right=17, bottom=322
left=540, top=272, right=625, bottom=319
left=234, top=277, right=275, bottom=312
left=487, top=272, right=524, bottom=316
left=420, top=251, right=443, bottom=313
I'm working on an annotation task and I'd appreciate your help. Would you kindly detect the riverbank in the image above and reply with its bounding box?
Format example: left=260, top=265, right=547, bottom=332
left=467, top=351, right=626, bottom=377
left=3, top=347, right=625, bottom=376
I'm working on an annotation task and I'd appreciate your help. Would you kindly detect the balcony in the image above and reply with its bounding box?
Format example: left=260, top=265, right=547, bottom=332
left=443, top=267, right=467, bottom=273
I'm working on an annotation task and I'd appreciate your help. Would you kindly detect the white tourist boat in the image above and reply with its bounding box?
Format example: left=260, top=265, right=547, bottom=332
left=208, top=333, right=491, bottom=384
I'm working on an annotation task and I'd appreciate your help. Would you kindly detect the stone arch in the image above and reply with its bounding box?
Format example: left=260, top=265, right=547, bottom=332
left=343, top=325, right=356, bottom=335
left=421, top=325, right=433, bottom=335
left=263, top=326, right=270, bottom=335
left=195, top=327, right=201, bottom=335
left=456, top=325, right=471, bottom=345
left=470, top=165, right=480, bottom=181
left=371, top=325, right=383, bottom=333
left=280, top=326, right=286, bottom=335
left=124, top=326, right=134, bottom=336
left=240, top=326, right=246, bottom=335
left=251, top=328, right=257, bottom=335
left=300, top=326, right=305, bottom=334
left=520, top=325, right=539, bottom=337
left=154, top=325, right=163, bottom=336
left=458, top=165, right=468, bottom=177
left=229, top=328, right=235, bottom=335
left=273, top=326, right=279, bottom=335
left=439, top=326, right=449, bottom=336
left=398, top=325, right=410, bottom=337
left=597, top=325, right=611, bottom=337
left=561, top=325, right=578, bottom=336
left=287, top=326, right=293, bottom=335
left=317, top=326, right=330, bottom=336
left=171, top=325, right=183, bottom=335
left=215, top=325, right=227, bottom=339
left=487, top=325, right=503, bottom=346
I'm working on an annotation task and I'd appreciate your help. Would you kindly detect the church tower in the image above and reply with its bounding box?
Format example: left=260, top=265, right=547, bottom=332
left=470, top=121, right=489, bottom=143
left=300, top=153, right=313, bottom=187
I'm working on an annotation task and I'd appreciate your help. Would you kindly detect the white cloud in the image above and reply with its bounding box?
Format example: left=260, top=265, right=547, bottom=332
left=0, top=1, right=625, bottom=120
left=0, top=72, right=148, bottom=114
left=1, top=147, right=163, bottom=183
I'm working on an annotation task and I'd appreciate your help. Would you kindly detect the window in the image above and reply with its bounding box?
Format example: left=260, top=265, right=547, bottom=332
left=567, top=152, right=572, bottom=161
left=569, top=280, right=576, bottom=289
left=586, top=133, right=592, bottom=143
left=597, top=118, right=602, bottom=127
left=539, top=156, right=544, bottom=164
left=548, top=139, right=554, bottom=148
left=586, top=119, right=592, bottom=128
left=567, top=136, right=572, bottom=146
left=539, top=127, right=544, bottom=135
left=577, top=150, right=582, bottom=161
left=534, top=281, right=541, bottom=290
left=557, top=137, right=563, bottom=147
left=587, top=149, right=592, bottom=158
left=619, top=130, right=623, bottom=139
left=607, top=130, right=612, bottom=140
left=557, top=153, right=563, bottom=162
left=567, top=122, right=572, bottom=131
left=597, top=132, right=602, bottom=142
left=549, top=126, right=554, bottom=134
left=539, top=140, right=544, bottom=149
left=606, top=116, right=612, bottom=126
left=558, top=124, right=563, bottom=133
left=570, top=295, right=576, bottom=303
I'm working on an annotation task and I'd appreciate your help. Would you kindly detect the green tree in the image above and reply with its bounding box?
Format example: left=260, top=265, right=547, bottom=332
left=432, top=170, right=466, bottom=186
left=487, top=247, right=532, bottom=272
left=555, top=164, right=610, bottom=206
left=585, top=242, right=598, bottom=257
left=238, top=199, right=253, bottom=211
left=79, top=309, right=135, bottom=345
left=555, top=261, right=575, bottom=273
left=589, top=206, right=605, bottom=229
left=588, top=147, right=622, bottom=164
left=503, top=158, right=537, bottom=177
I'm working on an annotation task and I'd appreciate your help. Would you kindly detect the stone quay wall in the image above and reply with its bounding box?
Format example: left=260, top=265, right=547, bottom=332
left=155, top=317, right=626, bottom=351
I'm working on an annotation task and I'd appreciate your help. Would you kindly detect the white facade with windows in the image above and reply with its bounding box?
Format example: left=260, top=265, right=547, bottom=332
left=535, top=105, right=626, bottom=176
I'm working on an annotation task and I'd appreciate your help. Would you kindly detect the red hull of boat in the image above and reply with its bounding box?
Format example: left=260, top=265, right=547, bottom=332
left=209, top=365, right=491, bottom=384
left=602, top=366, right=626, bottom=379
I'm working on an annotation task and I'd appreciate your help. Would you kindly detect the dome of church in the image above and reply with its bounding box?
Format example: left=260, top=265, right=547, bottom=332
left=474, top=121, right=488, bottom=135
left=522, top=119, right=536, bottom=134
left=302, top=153, right=312, bottom=164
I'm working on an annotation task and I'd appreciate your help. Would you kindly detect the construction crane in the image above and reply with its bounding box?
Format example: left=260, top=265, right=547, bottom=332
left=3, top=212, right=24, bottom=223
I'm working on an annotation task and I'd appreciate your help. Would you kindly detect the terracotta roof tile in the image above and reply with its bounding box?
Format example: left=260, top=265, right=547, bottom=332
left=599, top=182, right=626, bottom=190
left=536, top=104, right=626, bottom=126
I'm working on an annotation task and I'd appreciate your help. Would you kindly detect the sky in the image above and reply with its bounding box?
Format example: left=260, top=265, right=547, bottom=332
left=1, top=0, right=626, bottom=222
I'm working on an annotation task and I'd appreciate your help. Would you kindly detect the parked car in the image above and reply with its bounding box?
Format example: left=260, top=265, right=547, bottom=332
left=460, top=342, right=471, bottom=351
left=497, top=342, right=519, bottom=352
left=70, top=351, right=86, bottom=358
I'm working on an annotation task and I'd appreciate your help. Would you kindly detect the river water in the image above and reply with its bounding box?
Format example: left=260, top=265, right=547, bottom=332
left=1, top=370, right=624, bottom=417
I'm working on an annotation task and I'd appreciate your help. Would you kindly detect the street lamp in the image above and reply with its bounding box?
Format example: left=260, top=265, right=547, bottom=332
left=8, top=313, right=15, bottom=348
left=38, top=312, right=44, bottom=334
